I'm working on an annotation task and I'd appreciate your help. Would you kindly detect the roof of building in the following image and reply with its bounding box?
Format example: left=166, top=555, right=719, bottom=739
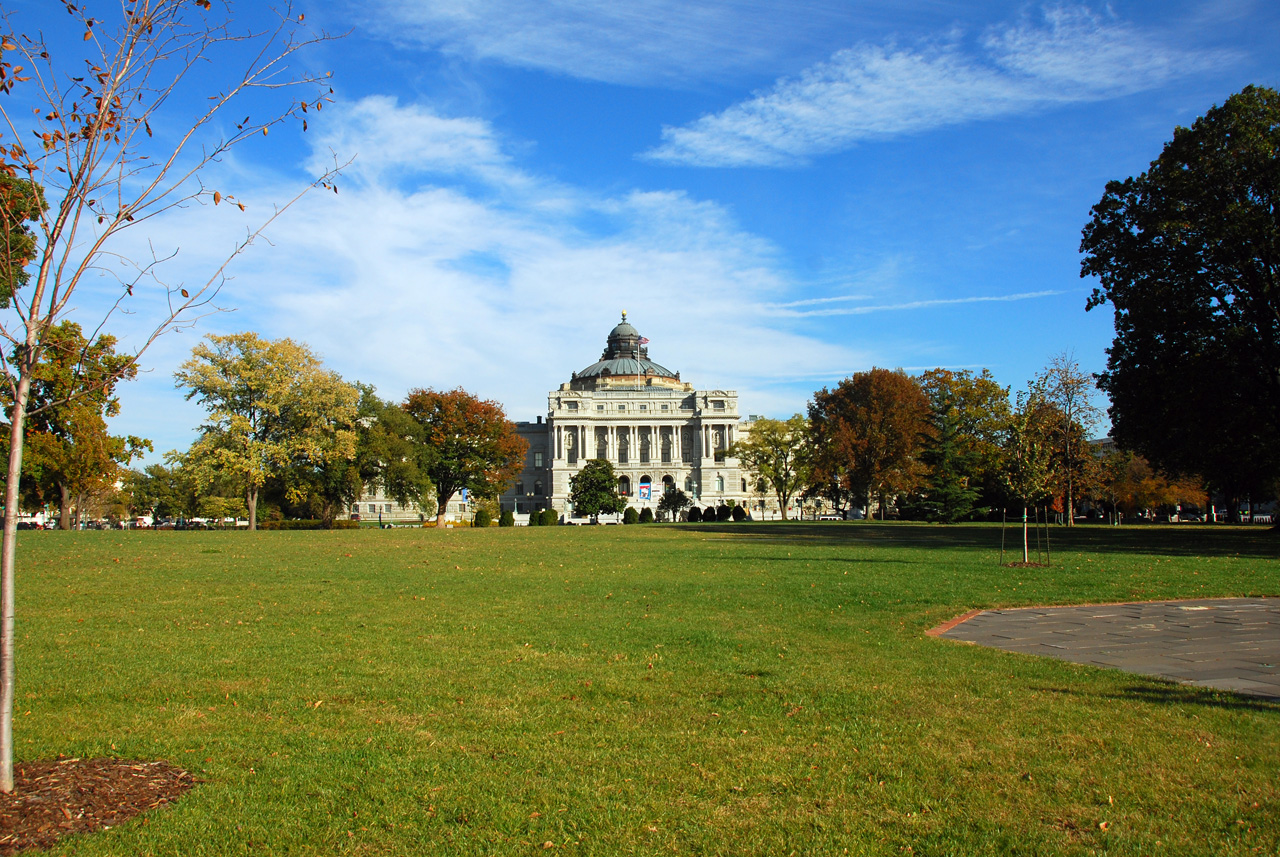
left=573, top=312, right=678, bottom=382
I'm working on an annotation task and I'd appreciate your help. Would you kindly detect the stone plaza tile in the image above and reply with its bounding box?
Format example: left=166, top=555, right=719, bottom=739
left=930, top=597, right=1280, bottom=700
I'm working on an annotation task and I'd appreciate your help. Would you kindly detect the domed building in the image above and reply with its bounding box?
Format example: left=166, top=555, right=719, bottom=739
left=501, top=312, right=755, bottom=520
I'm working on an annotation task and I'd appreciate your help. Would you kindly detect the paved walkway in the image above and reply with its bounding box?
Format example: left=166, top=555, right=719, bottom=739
left=932, top=597, right=1280, bottom=699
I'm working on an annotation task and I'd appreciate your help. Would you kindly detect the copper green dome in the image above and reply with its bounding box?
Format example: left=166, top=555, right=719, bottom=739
left=573, top=312, right=678, bottom=382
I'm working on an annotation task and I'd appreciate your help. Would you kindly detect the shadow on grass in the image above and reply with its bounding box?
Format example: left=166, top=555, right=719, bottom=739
left=1035, top=682, right=1280, bottom=712
left=691, top=522, right=1280, bottom=559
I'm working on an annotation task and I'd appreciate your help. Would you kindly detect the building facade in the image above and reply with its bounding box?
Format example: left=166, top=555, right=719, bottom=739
left=500, top=313, right=755, bottom=519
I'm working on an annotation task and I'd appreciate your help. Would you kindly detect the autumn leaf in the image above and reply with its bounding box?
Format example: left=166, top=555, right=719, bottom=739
left=180, top=289, right=189, bottom=298
left=212, top=190, right=221, bottom=205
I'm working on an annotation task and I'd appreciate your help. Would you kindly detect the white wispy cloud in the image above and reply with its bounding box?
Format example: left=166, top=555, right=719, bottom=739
left=644, top=6, right=1236, bottom=166
left=96, top=97, right=888, bottom=456
left=772, top=290, right=1065, bottom=317
left=362, top=0, right=866, bottom=86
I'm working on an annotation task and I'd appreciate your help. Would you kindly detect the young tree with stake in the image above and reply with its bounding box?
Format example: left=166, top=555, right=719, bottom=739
left=0, top=1, right=342, bottom=791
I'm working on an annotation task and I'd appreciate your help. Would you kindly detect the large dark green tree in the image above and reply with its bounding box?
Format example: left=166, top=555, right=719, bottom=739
left=568, top=458, right=626, bottom=521
left=1082, top=85, right=1280, bottom=514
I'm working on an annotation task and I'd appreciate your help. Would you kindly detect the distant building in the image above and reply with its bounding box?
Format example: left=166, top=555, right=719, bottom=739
left=501, top=313, right=756, bottom=520
left=353, top=313, right=764, bottom=524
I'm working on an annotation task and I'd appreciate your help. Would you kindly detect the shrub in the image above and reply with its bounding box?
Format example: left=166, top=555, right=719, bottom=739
left=716, top=505, right=732, bottom=522
left=704, top=506, right=717, bottom=522
left=623, top=507, right=639, bottom=525
left=474, top=509, right=493, bottom=528
left=540, top=509, right=559, bottom=526
left=499, top=509, right=514, bottom=527
left=527, top=510, right=541, bottom=526
left=731, top=505, right=747, bottom=522
left=259, top=519, right=359, bottom=531
left=687, top=507, right=702, bottom=523
left=639, top=507, right=654, bottom=524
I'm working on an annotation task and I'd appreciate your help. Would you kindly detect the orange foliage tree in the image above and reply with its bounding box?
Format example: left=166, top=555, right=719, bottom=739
left=401, top=388, right=527, bottom=527
left=809, top=368, right=929, bottom=519
left=1097, top=450, right=1207, bottom=520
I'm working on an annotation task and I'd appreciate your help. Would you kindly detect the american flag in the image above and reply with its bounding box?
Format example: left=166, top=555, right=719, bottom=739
left=638, top=337, right=650, bottom=345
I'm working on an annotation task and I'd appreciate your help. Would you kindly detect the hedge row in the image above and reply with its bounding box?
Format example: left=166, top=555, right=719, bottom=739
left=259, top=519, right=360, bottom=530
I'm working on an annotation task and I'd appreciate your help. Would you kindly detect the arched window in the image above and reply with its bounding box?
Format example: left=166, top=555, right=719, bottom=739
left=534, top=480, right=543, bottom=496
left=716, top=475, right=725, bottom=492
left=618, top=475, right=631, bottom=496
left=684, top=476, right=695, bottom=494
left=639, top=475, right=652, bottom=500
left=662, top=475, right=675, bottom=494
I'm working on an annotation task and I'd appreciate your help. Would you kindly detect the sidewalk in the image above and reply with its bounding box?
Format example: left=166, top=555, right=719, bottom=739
left=932, top=598, right=1280, bottom=699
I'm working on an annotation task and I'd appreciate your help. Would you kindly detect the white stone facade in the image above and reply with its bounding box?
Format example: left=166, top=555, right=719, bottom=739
left=500, top=314, right=754, bottom=519
left=352, top=314, right=759, bottom=523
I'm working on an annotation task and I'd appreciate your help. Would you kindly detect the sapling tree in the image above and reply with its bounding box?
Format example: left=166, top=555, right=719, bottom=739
left=1000, top=386, right=1057, bottom=563
left=0, top=1, right=342, bottom=791
left=1037, top=353, right=1102, bottom=526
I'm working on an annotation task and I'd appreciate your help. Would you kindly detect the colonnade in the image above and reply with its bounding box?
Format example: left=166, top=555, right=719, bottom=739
left=552, top=422, right=736, bottom=465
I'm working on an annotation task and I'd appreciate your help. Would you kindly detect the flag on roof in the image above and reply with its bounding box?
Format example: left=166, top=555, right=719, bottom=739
left=638, top=337, right=650, bottom=345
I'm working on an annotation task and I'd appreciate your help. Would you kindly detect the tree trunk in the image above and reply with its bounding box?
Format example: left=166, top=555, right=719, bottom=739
left=1022, top=504, right=1030, bottom=563
left=59, top=483, right=70, bottom=531
left=2, top=374, right=34, bottom=792
left=247, top=486, right=258, bottom=531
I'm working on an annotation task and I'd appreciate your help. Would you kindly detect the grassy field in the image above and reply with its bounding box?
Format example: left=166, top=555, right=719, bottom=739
left=15, top=522, right=1280, bottom=855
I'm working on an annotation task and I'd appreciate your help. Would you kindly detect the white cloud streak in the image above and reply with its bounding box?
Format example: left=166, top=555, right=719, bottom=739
left=770, top=290, right=1064, bottom=317
left=645, top=6, right=1236, bottom=166
left=362, top=0, right=869, bottom=86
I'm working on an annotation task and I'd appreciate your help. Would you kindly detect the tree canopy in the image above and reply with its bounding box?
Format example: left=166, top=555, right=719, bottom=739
left=568, top=458, right=626, bottom=520
left=656, top=488, right=691, bottom=522
left=731, top=415, right=810, bottom=521
left=0, top=176, right=43, bottom=308
left=401, top=388, right=526, bottom=527
left=1082, top=85, right=1280, bottom=509
left=916, top=369, right=1009, bottom=522
left=175, top=333, right=358, bottom=530
left=1036, top=354, right=1103, bottom=525
left=809, top=368, right=929, bottom=520
left=1000, top=386, right=1057, bottom=562
left=3, top=322, right=148, bottom=528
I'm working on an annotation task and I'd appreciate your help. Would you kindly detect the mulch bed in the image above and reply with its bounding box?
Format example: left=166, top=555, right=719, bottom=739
left=0, top=758, right=195, bottom=854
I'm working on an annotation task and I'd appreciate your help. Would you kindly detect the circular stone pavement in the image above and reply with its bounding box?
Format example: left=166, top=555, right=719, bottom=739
left=930, top=597, right=1280, bottom=700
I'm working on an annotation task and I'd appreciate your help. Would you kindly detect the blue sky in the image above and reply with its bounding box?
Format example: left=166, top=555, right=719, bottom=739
left=9, top=1, right=1280, bottom=460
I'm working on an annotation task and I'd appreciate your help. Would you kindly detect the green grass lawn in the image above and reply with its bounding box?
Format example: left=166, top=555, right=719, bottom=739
left=15, top=522, right=1280, bottom=855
